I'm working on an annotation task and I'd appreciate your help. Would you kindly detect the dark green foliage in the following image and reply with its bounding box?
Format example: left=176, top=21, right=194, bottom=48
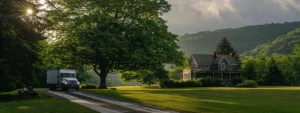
left=216, top=37, right=236, bottom=55
left=240, top=50, right=300, bottom=86
left=237, top=80, right=258, bottom=88
left=231, top=77, right=244, bottom=85
left=201, top=77, right=222, bottom=87
left=256, top=79, right=264, bottom=86
left=0, top=0, right=46, bottom=91
left=194, top=78, right=203, bottom=87
left=240, top=58, right=257, bottom=80
left=263, top=58, right=284, bottom=85
left=242, top=28, right=300, bottom=57
left=159, top=79, right=197, bottom=88
left=179, top=22, right=300, bottom=54
left=158, top=79, right=170, bottom=88
left=121, top=67, right=168, bottom=86
left=182, top=80, right=195, bottom=87
left=5, top=82, right=17, bottom=91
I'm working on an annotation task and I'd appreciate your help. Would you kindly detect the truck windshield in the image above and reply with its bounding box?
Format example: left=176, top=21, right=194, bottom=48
left=60, top=73, right=75, bottom=78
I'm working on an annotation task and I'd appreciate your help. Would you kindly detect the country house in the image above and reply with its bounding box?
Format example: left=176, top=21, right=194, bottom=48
left=183, top=52, right=241, bottom=85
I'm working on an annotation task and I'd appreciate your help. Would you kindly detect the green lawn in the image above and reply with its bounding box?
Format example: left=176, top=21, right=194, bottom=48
left=0, top=89, right=98, bottom=113
left=86, top=86, right=300, bottom=113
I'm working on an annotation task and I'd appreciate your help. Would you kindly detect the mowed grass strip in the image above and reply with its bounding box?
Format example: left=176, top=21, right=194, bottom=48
left=0, top=90, right=98, bottom=113
left=86, top=86, right=300, bottom=113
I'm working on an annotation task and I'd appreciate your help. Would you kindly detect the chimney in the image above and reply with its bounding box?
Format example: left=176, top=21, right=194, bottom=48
left=212, top=52, right=217, bottom=58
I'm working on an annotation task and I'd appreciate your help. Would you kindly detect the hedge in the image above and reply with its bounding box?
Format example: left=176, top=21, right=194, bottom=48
left=159, top=79, right=202, bottom=88
left=237, top=80, right=258, bottom=88
left=80, top=84, right=98, bottom=89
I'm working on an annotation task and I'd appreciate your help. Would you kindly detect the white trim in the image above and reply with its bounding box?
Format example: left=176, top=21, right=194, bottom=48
left=218, top=57, right=239, bottom=65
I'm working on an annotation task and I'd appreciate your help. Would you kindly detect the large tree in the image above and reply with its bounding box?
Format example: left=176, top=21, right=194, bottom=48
left=0, top=0, right=46, bottom=91
left=45, top=0, right=184, bottom=89
left=215, top=37, right=237, bottom=55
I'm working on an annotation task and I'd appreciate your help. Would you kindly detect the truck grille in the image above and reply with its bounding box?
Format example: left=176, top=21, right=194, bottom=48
left=68, top=80, right=77, bottom=85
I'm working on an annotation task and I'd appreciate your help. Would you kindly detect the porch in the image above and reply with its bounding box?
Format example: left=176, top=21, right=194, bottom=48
left=191, top=71, right=240, bottom=85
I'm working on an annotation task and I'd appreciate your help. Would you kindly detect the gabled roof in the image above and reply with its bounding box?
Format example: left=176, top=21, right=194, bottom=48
left=191, top=54, right=239, bottom=65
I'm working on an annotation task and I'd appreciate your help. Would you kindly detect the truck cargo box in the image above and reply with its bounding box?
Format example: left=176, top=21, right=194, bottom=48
left=47, top=69, right=58, bottom=84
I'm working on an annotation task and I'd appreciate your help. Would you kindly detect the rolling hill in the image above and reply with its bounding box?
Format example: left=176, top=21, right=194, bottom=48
left=241, top=28, right=300, bottom=57
left=178, top=21, right=300, bottom=55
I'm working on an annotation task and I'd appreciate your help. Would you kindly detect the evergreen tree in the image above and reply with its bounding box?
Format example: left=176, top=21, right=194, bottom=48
left=264, top=57, right=284, bottom=85
left=216, top=37, right=237, bottom=55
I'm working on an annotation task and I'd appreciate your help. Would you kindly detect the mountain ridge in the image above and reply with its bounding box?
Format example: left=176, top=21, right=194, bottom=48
left=178, top=21, right=300, bottom=55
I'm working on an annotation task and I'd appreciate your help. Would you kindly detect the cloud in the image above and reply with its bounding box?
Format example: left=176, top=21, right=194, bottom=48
left=163, top=0, right=300, bottom=34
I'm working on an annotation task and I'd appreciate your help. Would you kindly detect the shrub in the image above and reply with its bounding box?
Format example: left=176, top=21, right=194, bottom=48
left=159, top=79, right=197, bottom=88
left=183, top=80, right=195, bottom=87
left=194, top=78, right=202, bottom=87
left=159, top=79, right=172, bottom=88
left=237, top=80, right=258, bottom=88
left=80, top=84, right=86, bottom=89
left=159, top=79, right=167, bottom=88
left=80, top=84, right=97, bottom=89
left=201, top=77, right=222, bottom=87
left=6, top=82, right=16, bottom=91
left=86, top=84, right=98, bottom=89
left=213, top=78, right=222, bottom=86
left=201, top=77, right=214, bottom=87
left=231, top=77, right=244, bottom=85
left=256, top=79, right=264, bottom=86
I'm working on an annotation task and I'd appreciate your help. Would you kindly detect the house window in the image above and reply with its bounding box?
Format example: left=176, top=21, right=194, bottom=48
left=221, top=63, right=225, bottom=70
left=205, top=65, right=209, bottom=69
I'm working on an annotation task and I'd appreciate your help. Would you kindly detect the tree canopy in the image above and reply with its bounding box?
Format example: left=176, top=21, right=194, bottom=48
left=45, top=0, right=184, bottom=89
left=0, top=0, right=46, bottom=91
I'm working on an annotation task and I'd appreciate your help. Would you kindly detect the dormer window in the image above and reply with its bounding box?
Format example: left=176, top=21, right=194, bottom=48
left=221, top=63, right=225, bottom=70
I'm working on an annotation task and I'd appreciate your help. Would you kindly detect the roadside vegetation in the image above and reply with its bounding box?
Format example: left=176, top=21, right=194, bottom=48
left=0, top=90, right=98, bottom=113
left=87, top=86, right=300, bottom=113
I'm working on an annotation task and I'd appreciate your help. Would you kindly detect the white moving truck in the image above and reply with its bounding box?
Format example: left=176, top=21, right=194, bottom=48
left=47, top=69, right=80, bottom=91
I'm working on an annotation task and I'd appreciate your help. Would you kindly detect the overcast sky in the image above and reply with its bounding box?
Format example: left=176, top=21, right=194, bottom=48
left=162, top=0, right=300, bottom=34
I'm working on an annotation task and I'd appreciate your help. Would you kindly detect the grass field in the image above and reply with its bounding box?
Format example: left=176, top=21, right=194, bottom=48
left=86, top=86, right=300, bottom=113
left=0, top=89, right=98, bottom=113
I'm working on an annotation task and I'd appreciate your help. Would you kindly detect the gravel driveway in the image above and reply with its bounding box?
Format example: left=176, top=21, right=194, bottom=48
left=40, top=90, right=178, bottom=113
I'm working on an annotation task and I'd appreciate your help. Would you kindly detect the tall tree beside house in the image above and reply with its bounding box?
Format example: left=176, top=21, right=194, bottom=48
left=240, top=57, right=257, bottom=80
left=45, top=0, right=184, bottom=89
left=216, top=37, right=237, bottom=55
left=263, top=57, right=284, bottom=85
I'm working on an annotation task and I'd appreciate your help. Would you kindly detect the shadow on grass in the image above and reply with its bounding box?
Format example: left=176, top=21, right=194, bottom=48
left=0, top=91, right=53, bottom=102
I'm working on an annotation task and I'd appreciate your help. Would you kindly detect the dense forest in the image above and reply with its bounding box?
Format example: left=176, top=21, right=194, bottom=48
left=178, top=22, right=300, bottom=54
left=241, top=28, right=300, bottom=57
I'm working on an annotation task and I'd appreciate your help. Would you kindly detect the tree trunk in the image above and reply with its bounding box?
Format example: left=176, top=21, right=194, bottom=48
left=93, top=56, right=110, bottom=89
left=99, top=71, right=107, bottom=89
